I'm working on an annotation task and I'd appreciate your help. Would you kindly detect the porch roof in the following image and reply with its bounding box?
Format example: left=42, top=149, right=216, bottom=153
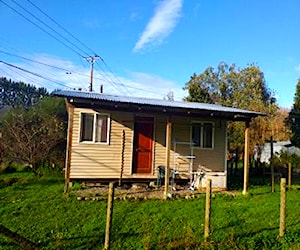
left=52, top=89, right=265, bottom=121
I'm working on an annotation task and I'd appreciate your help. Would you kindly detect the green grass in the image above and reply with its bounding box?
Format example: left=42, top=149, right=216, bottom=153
left=0, top=172, right=300, bottom=249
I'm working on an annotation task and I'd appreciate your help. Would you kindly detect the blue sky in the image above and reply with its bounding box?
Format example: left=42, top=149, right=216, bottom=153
left=0, top=0, right=299, bottom=108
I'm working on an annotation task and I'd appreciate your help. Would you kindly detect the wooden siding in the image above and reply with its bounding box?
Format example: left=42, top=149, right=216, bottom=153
left=70, top=108, right=135, bottom=179
left=69, top=108, right=226, bottom=179
left=171, top=117, right=226, bottom=173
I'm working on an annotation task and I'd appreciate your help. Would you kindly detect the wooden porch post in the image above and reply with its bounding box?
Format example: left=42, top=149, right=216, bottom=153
left=242, top=120, right=250, bottom=195
left=164, top=116, right=172, bottom=199
left=64, top=100, right=74, bottom=193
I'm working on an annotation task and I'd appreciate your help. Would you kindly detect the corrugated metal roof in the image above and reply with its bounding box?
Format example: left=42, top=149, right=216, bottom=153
left=52, top=89, right=264, bottom=117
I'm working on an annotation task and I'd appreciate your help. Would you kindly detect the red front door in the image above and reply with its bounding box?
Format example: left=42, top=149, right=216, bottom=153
left=133, top=117, right=154, bottom=174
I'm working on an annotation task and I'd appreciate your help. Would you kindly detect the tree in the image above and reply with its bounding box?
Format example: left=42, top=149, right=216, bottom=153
left=285, top=79, right=300, bottom=147
left=0, top=77, right=48, bottom=108
left=0, top=97, right=67, bottom=173
left=184, top=62, right=279, bottom=155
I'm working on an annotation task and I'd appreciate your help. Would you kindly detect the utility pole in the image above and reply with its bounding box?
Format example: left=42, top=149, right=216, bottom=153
left=85, top=55, right=99, bottom=92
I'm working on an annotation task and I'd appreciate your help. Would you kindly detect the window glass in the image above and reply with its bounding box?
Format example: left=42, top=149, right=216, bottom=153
left=80, top=113, right=94, bottom=141
left=192, top=124, right=201, bottom=147
left=80, top=113, right=109, bottom=143
left=203, top=123, right=213, bottom=148
left=191, top=122, right=213, bottom=148
left=95, top=114, right=108, bottom=142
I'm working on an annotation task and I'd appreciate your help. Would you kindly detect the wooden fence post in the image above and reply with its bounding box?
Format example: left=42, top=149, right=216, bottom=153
left=119, top=130, right=125, bottom=187
left=204, top=179, right=212, bottom=241
left=288, top=163, right=292, bottom=189
left=164, top=117, right=172, bottom=199
left=270, top=136, right=275, bottom=193
left=104, top=182, right=115, bottom=250
left=279, top=178, right=286, bottom=238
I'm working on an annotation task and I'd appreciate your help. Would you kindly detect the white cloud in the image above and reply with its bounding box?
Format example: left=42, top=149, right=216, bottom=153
left=0, top=54, right=91, bottom=91
left=133, top=0, right=183, bottom=52
left=125, top=71, right=186, bottom=100
left=0, top=54, right=187, bottom=100
left=295, top=64, right=300, bottom=72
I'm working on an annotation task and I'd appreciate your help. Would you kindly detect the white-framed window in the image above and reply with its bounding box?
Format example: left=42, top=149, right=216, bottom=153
left=191, top=122, right=214, bottom=148
left=80, top=112, right=110, bottom=144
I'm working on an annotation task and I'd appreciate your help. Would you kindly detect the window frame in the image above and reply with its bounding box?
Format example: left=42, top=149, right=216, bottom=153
left=79, top=111, right=110, bottom=144
left=191, top=121, right=214, bottom=149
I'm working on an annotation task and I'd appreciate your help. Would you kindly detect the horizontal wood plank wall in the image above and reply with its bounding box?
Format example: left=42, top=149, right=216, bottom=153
left=70, top=108, right=134, bottom=179
left=153, top=115, right=168, bottom=176
left=153, top=116, right=226, bottom=176
left=171, top=117, right=226, bottom=173
left=70, top=108, right=226, bottom=180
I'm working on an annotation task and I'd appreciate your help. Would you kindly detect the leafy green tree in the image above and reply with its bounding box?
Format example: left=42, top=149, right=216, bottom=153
left=285, top=79, right=300, bottom=147
left=0, top=77, right=48, bottom=108
left=0, top=97, right=67, bottom=173
left=184, top=62, right=278, bottom=155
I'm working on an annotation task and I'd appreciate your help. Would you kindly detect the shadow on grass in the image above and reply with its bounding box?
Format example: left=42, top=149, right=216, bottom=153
left=35, top=178, right=64, bottom=186
left=228, top=175, right=270, bottom=190
left=38, top=234, right=105, bottom=249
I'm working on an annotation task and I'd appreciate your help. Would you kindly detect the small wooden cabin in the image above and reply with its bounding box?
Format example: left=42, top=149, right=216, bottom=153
left=53, top=90, right=261, bottom=190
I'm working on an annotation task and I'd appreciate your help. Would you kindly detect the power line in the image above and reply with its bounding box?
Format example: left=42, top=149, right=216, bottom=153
left=0, top=0, right=84, bottom=57
left=10, top=0, right=90, bottom=57
left=0, top=60, right=71, bottom=88
left=0, top=49, right=170, bottom=98
left=94, top=62, right=127, bottom=96
left=98, top=58, right=132, bottom=96
left=0, top=49, right=118, bottom=91
left=1, top=0, right=135, bottom=96
left=0, top=1, right=170, bottom=98
left=0, top=49, right=72, bottom=72
left=14, top=0, right=132, bottom=96
left=26, top=0, right=97, bottom=56
left=2, top=63, right=42, bottom=87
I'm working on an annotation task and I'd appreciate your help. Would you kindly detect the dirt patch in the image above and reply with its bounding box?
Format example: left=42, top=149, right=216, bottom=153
left=72, top=183, right=236, bottom=201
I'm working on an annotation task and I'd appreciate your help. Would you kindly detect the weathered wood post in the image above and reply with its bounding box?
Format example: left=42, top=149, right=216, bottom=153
left=105, top=182, right=115, bottom=250
left=119, top=130, right=125, bottom=187
left=204, top=179, right=212, bottom=241
left=164, top=116, right=172, bottom=199
left=270, top=136, right=275, bottom=193
left=64, top=101, right=74, bottom=193
left=243, top=120, right=250, bottom=195
left=279, top=178, right=286, bottom=238
left=288, top=163, right=292, bottom=189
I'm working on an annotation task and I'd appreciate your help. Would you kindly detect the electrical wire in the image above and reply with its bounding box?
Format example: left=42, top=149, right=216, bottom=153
left=0, top=60, right=71, bottom=88
left=97, top=58, right=132, bottom=96
left=26, top=0, right=98, bottom=56
left=0, top=0, right=84, bottom=57
left=2, top=63, right=42, bottom=87
left=11, top=0, right=90, bottom=57
left=0, top=49, right=173, bottom=98
left=14, top=0, right=133, bottom=96
left=0, top=1, right=173, bottom=99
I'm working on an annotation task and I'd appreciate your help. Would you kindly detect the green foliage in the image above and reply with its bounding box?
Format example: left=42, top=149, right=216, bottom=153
left=1, top=173, right=300, bottom=249
left=273, top=150, right=300, bottom=169
left=286, top=79, right=300, bottom=147
left=0, top=97, right=67, bottom=172
left=0, top=77, right=48, bottom=108
left=184, top=62, right=279, bottom=154
left=71, top=182, right=83, bottom=191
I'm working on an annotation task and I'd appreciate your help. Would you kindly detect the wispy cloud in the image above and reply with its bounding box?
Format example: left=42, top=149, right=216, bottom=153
left=295, top=64, right=300, bottom=72
left=126, top=71, right=186, bottom=100
left=133, top=0, right=183, bottom=52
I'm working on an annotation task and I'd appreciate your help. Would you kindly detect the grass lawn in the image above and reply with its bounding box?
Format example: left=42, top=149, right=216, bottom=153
left=0, top=172, right=300, bottom=249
